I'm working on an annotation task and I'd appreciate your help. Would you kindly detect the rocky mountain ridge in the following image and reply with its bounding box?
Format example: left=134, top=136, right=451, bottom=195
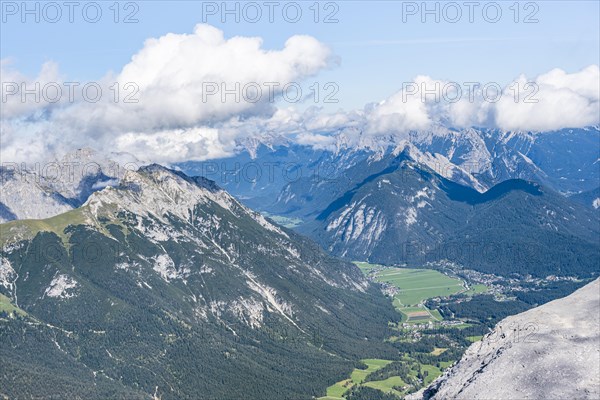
left=0, top=148, right=141, bottom=222
left=0, top=164, right=398, bottom=399
left=408, top=278, right=600, bottom=400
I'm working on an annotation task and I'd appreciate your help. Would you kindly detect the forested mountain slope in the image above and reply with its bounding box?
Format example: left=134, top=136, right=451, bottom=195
left=0, top=165, right=398, bottom=400
left=303, top=150, right=599, bottom=277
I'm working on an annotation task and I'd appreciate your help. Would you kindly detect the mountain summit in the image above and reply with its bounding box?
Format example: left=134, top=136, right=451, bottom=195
left=0, top=148, right=141, bottom=222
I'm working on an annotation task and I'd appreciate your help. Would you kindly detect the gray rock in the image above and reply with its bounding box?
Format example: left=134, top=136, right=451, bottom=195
left=408, top=279, right=600, bottom=400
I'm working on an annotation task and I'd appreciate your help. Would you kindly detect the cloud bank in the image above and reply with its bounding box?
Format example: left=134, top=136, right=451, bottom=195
left=1, top=24, right=332, bottom=162
left=298, top=65, right=599, bottom=144
left=1, top=23, right=598, bottom=164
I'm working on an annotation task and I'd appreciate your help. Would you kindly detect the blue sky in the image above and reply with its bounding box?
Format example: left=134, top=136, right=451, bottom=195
left=2, top=0, right=599, bottom=111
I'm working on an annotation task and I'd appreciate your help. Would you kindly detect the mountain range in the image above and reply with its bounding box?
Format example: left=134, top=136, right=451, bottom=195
left=0, top=165, right=398, bottom=399
left=177, top=128, right=599, bottom=277
left=0, top=148, right=140, bottom=222
left=301, top=147, right=599, bottom=278
left=177, top=128, right=600, bottom=279
left=0, top=125, right=598, bottom=399
left=3, top=127, right=598, bottom=281
left=179, top=126, right=600, bottom=207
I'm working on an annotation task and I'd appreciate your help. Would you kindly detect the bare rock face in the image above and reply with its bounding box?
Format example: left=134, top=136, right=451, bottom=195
left=409, top=279, right=600, bottom=400
left=0, top=148, right=141, bottom=222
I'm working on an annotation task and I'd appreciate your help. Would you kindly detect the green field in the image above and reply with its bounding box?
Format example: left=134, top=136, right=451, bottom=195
left=351, top=359, right=392, bottom=383
left=420, top=363, right=444, bottom=385
left=320, top=354, right=452, bottom=399
left=430, top=347, right=448, bottom=356
left=319, top=359, right=393, bottom=399
left=354, top=261, right=384, bottom=275
left=464, top=284, right=489, bottom=295
left=355, top=265, right=467, bottom=325
left=319, top=351, right=456, bottom=399
left=363, top=376, right=405, bottom=395
left=376, top=268, right=465, bottom=306
left=0, top=293, right=26, bottom=317
left=327, top=264, right=487, bottom=398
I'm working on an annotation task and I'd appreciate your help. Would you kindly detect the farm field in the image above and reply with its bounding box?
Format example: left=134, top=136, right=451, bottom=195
left=363, top=376, right=405, bottom=395
left=430, top=347, right=448, bottom=356
left=319, top=359, right=393, bottom=399
left=355, top=263, right=469, bottom=324
left=354, top=261, right=383, bottom=275
left=319, top=356, right=448, bottom=399
left=376, top=268, right=465, bottom=306
left=322, top=264, right=490, bottom=399
left=464, top=284, right=489, bottom=295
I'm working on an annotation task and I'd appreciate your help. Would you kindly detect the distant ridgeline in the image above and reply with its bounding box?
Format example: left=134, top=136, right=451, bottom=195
left=304, top=155, right=599, bottom=278
left=179, top=127, right=600, bottom=279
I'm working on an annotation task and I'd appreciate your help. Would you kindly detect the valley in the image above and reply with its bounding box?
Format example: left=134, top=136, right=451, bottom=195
left=316, top=260, right=594, bottom=399
left=1, top=166, right=402, bottom=400
left=0, top=131, right=597, bottom=400
left=360, top=265, right=465, bottom=300
left=357, top=264, right=467, bottom=323
left=0, top=155, right=597, bottom=399
left=317, top=263, right=481, bottom=399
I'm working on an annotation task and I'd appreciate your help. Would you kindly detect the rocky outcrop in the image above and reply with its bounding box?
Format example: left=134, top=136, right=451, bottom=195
left=408, top=279, right=600, bottom=400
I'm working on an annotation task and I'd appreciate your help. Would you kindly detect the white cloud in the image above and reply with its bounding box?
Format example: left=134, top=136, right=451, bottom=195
left=111, top=24, right=332, bottom=132
left=365, top=90, right=431, bottom=134
left=0, top=60, right=63, bottom=119
left=316, top=65, right=599, bottom=137
left=114, top=127, right=234, bottom=163
left=1, top=22, right=598, bottom=166
left=494, top=65, right=600, bottom=131
left=1, top=24, right=332, bottom=163
left=91, top=178, right=119, bottom=190
left=302, top=107, right=364, bottom=131
left=295, top=132, right=337, bottom=150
